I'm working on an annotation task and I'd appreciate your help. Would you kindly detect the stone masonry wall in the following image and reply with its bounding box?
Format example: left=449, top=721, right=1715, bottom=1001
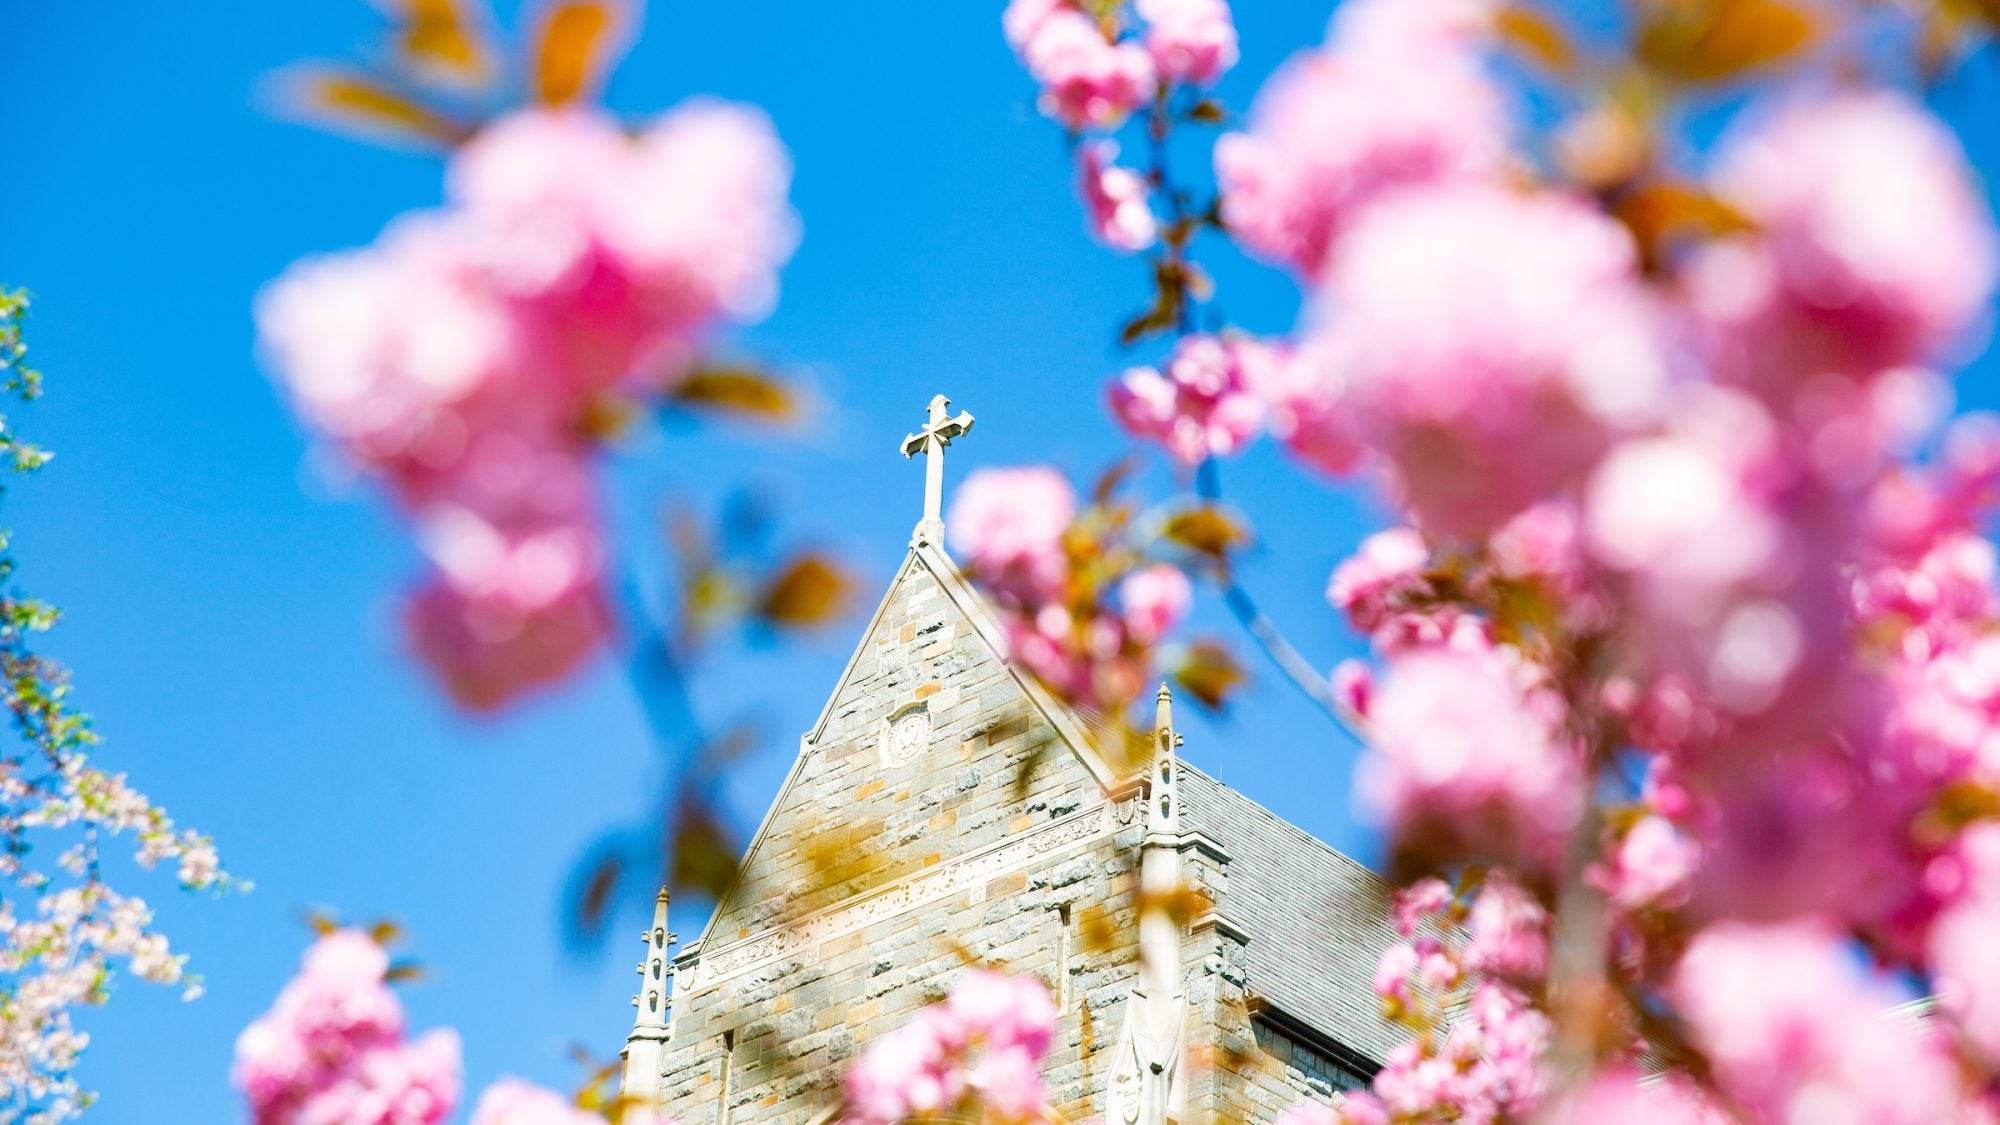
left=655, top=553, right=1147, bottom=1124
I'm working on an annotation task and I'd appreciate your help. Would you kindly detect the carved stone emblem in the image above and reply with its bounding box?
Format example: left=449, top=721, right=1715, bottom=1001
left=880, top=704, right=931, bottom=768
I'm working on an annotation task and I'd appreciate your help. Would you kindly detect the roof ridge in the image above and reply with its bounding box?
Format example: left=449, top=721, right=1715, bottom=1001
left=1177, top=759, right=1391, bottom=893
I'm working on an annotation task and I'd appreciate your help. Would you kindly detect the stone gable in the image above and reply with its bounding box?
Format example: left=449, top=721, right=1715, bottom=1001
left=702, top=545, right=1121, bottom=943
left=628, top=540, right=1395, bottom=1125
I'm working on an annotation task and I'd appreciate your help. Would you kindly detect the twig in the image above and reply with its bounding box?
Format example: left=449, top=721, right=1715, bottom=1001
left=1194, top=457, right=1371, bottom=745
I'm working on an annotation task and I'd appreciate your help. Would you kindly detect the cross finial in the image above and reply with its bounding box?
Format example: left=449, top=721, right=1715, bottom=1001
left=902, top=393, right=974, bottom=547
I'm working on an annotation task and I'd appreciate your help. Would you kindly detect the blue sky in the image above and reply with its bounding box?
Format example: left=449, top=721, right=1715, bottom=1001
left=7, top=2, right=2000, bottom=1122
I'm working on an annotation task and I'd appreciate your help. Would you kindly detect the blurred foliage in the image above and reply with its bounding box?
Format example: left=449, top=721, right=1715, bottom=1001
left=278, top=0, right=631, bottom=149
left=668, top=366, right=804, bottom=425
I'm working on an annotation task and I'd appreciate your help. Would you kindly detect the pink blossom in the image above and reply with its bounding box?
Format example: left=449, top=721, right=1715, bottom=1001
left=1855, top=531, right=1998, bottom=658
left=1333, top=0, right=1496, bottom=56
left=1929, top=824, right=2000, bottom=1057
left=453, top=102, right=796, bottom=322
left=1075, top=142, right=1156, bottom=252
left=1334, top=1094, right=1388, bottom=1125
left=1372, top=941, right=1418, bottom=1007
left=406, top=567, right=611, bottom=713
left=259, top=216, right=522, bottom=475
left=1540, top=1068, right=1728, bottom=1124
left=1594, top=814, right=1696, bottom=911
left=1585, top=394, right=1784, bottom=599
left=444, top=109, right=628, bottom=300
left=1675, top=920, right=1968, bottom=1122
left=603, top=100, right=799, bottom=328
left=1311, top=184, right=1666, bottom=538
left=1326, top=528, right=1428, bottom=634
left=966, top=1044, right=1049, bottom=1123
left=1864, top=413, right=2000, bottom=555
left=1358, top=640, right=1581, bottom=868
left=1108, top=334, right=1267, bottom=464
left=249, top=931, right=403, bottom=1061
left=1242, top=338, right=1364, bottom=476
left=1391, top=877, right=1451, bottom=937
left=467, top=1078, right=605, bottom=1125
left=1007, top=603, right=1091, bottom=701
left=1119, top=565, right=1192, bottom=645
left=1582, top=389, right=1857, bottom=722
left=1135, top=0, right=1238, bottom=85
left=259, top=100, right=796, bottom=711
left=943, top=969, right=1058, bottom=1058
left=1331, top=658, right=1373, bottom=718
left=1020, top=11, right=1156, bottom=130
left=1003, top=0, right=1070, bottom=53
left=1688, top=740, right=1916, bottom=925
left=845, top=1010, right=966, bottom=1125
left=233, top=931, right=463, bottom=1125
left=844, top=972, right=1057, bottom=1125
left=1215, top=0, right=1507, bottom=275
left=1463, top=876, right=1549, bottom=981
left=947, top=466, right=1076, bottom=601
left=287, top=1032, right=461, bottom=1125
left=448, top=103, right=797, bottom=394
left=1692, top=91, right=1997, bottom=390
left=1370, top=981, right=1548, bottom=1121
left=1488, top=501, right=1585, bottom=590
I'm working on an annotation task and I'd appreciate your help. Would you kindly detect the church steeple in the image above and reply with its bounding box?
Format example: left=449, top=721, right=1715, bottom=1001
left=621, top=886, right=675, bottom=1108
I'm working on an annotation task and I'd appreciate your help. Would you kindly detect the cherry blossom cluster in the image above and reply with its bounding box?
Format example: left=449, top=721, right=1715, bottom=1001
left=1005, top=0, right=1234, bottom=130
left=1107, top=334, right=1272, bottom=467
left=1276, top=13, right=2000, bottom=1118
left=1005, top=0, right=1236, bottom=254
left=1282, top=876, right=1553, bottom=1125
left=0, top=884, right=200, bottom=1122
left=945, top=466, right=1191, bottom=717
left=994, top=0, right=2000, bottom=1114
left=235, top=930, right=672, bottom=1125
left=1, top=290, right=231, bottom=1124
left=842, top=969, right=1059, bottom=1125
left=233, top=930, right=463, bottom=1125
left=258, top=103, right=797, bottom=710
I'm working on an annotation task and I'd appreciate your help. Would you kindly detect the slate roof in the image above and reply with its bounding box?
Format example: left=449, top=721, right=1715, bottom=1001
left=1178, top=763, right=1406, bottom=1063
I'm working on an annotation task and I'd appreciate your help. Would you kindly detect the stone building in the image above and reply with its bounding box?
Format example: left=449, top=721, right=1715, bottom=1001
left=618, top=399, right=1403, bottom=1124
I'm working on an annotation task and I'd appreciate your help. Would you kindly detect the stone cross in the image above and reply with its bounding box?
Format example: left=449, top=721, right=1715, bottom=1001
left=902, top=393, right=974, bottom=546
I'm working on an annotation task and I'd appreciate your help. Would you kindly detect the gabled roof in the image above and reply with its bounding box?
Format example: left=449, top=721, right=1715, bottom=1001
left=684, top=538, right=1136, bottom=958
left=1180, top=764, right=1404, bottom=1063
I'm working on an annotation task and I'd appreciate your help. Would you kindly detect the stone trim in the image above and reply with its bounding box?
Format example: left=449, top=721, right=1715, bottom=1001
left=681, top=798, right=1129, bottom=993
left=1189, top=910, right=1251, bottom=945
left=1247, top=997, right=1382, bottom=1088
